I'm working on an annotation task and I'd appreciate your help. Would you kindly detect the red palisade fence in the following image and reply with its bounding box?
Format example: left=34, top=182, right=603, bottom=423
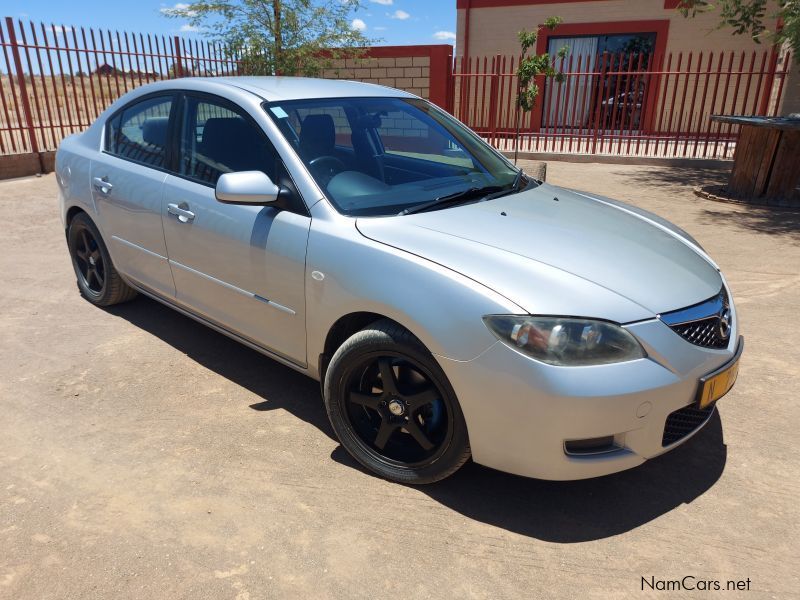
left=449, top=48, right=792, bottom=159
left=0, top=17, right=238, bottom=155
left=0, top=15, right=794, bottom=161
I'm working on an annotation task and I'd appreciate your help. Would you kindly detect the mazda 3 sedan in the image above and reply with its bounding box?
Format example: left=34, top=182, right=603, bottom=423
left=57, top=77, right=742, bottom=484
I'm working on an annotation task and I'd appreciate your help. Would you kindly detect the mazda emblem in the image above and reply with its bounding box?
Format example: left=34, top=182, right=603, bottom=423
left=718, top=306, right=732, bottom=339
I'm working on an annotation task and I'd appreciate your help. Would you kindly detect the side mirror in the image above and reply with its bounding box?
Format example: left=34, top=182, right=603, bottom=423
left=215, top=171, right=280, bottom=205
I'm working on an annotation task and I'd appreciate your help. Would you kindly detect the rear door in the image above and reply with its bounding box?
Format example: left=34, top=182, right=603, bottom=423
left=161, top=92, right=311, bottom=365
left=90, top=93, right=176, bottom=296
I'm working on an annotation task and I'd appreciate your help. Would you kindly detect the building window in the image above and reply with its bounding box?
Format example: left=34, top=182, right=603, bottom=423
left=544, top=32, right=657, bottom=131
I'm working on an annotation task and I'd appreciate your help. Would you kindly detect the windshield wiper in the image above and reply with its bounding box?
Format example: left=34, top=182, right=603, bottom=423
left=398, top=185, right=504, bottom=216
left=481, top=169, right=529, bottom=202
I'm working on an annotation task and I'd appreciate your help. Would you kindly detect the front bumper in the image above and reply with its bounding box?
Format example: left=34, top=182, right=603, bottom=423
left=436, top=317, right=741, bottom=481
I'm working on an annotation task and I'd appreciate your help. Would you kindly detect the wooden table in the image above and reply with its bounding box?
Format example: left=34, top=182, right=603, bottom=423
left=712, top=115, right=800, bottom=206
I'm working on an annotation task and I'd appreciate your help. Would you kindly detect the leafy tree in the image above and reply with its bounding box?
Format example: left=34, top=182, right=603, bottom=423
left=162, top=0, right=374, bottom=76
left=677, top=0, right=800, bottom=56
left=513, top=17, right=566, bottom=162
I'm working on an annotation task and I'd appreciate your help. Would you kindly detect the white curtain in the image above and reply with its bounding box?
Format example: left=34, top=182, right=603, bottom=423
left=544, top=37, right=599, bottom=129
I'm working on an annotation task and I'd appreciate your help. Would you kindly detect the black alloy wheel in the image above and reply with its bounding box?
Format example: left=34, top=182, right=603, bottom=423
left=72, top=222, right=106, bottom=296
left=324, top=320, right=470, bottom=484
left=67, top=212, right=137, bottom=306
left=345, top=352, right=450, bottom=465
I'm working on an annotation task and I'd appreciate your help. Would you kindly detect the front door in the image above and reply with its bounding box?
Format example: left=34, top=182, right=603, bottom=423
left=91, top=93, right=176, bottom=296
left=161, top=93, right=311, bottom=365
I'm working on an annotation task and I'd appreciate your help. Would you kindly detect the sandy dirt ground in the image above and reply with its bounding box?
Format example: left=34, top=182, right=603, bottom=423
left=1, top=163, right=799, bottom=599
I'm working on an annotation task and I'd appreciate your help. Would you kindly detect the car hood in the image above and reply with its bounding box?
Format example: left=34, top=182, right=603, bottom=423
left=356, top=183, right=722, bottom=323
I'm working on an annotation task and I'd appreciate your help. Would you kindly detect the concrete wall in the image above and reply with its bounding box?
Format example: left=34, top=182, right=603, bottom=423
left=324, top=56, right=431, bottom=100
left=0, top=152, right=54, bottom=179
left=321, top=45, right=453, bottom=109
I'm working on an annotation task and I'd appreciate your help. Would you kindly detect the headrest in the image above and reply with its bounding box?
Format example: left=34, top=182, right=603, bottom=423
left=199, top=117, right=265, bottom=172
left=201, top=116, right=250, bottom=145
left=141, top=117, right=169, bottom=147
left=299, top=114, right=336, bottom=158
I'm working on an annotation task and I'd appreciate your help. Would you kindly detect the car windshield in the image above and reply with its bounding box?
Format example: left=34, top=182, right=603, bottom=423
left=264, top=97, right=524, bottom=216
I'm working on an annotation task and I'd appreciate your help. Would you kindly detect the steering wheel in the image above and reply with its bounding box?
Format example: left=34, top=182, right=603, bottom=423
left=308, top=155, right=346, bottom=186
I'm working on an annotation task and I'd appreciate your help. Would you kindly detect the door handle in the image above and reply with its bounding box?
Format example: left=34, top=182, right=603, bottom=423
left=167, top=202, right=195, bottom=223
left=92, top=176, right=113, bottom=194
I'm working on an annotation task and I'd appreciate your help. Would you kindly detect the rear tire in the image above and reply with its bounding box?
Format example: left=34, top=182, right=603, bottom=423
left=324, top=319, right=470, bottom=484
left=67, top=212, right=137, bottom=306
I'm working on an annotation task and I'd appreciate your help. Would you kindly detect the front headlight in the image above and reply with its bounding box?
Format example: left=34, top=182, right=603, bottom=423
left=483, top=315, right=646, bottom=366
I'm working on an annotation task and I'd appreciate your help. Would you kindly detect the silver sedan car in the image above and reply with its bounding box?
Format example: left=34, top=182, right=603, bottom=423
left=57, top=77, right=742, bottom=484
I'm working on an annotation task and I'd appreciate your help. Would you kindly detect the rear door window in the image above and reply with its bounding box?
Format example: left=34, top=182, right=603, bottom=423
left=105, top=95, right=174, bottom=169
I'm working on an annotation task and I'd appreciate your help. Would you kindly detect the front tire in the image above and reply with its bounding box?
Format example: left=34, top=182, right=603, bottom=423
left=67, top=212, right=137, bottom=306
left=324, top=320, right=470, bottom=484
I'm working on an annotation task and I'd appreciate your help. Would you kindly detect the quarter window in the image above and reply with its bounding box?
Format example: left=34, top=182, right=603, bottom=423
left=105, top=95, right=173, bottom=168
left=179, top=97, right=279, bottom=186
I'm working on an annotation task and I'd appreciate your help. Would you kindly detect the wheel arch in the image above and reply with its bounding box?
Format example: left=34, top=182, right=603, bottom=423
left=65, top=205, right=88, bottom=232
left=319, top=311, right=411, bottom=385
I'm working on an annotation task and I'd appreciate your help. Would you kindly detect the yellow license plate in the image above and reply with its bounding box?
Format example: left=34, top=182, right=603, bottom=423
left=696, top=339, right=743, bottom=409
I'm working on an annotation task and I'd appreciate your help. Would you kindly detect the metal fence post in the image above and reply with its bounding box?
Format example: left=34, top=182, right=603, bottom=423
left=486, top=55, right=501, bottom=145
left=173, top=35, right=183, bottom=78
left=4, top=17, right=39, bottom=155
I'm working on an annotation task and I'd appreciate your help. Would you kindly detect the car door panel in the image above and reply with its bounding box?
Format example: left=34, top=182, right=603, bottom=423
left=89, top=94, right=176, bottom=296
left=162, top=177, right=310, bottom=364
left=161, top=93, right=310, bottom=364
left=92, top=156, right=174, bottom=295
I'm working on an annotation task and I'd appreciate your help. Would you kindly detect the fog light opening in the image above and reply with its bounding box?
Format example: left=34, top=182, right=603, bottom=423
left=564, top=435, right=619, bottom=456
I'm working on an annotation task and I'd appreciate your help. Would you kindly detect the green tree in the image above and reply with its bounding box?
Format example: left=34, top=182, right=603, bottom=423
left=162, top=0, right=374, bottom=76
left=677, top=1, right=800, bottom=56
left=513, top=17, right=567, bottom=163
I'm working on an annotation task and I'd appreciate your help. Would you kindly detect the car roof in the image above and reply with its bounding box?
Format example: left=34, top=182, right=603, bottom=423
left=181, top=76, right=417, bottom=102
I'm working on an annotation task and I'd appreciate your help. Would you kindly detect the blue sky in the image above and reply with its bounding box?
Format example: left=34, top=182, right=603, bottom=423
left=5, top=0, right=456, bottom=47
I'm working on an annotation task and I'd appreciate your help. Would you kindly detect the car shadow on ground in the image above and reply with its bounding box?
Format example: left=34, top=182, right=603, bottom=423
left=331, top=414, right=726, bottom=543
left=108, top=296, right=727, bottom=544
left=107, top=296, right=335, bottom=439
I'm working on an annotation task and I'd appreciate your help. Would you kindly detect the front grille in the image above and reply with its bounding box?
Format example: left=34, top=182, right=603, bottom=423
left=662, top=402, right=715, bottom=446
left=669, top=318, right=729, bottom=348
left=661, top=287, right=732, bottom=349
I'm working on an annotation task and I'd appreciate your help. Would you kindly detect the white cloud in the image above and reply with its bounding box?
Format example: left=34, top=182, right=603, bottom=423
left=433, top=30, right=456, bottom=41
left=160, top=3, right=197, bottom=17
left=351, top=18, right=367, bottom=31
left=179, top=24, right=201, bottom=32
left=370, top=0, right=393, bottom=5
left=390, top=9, right=410, bottom=20
left=50, top=25, right=74, bottom=35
